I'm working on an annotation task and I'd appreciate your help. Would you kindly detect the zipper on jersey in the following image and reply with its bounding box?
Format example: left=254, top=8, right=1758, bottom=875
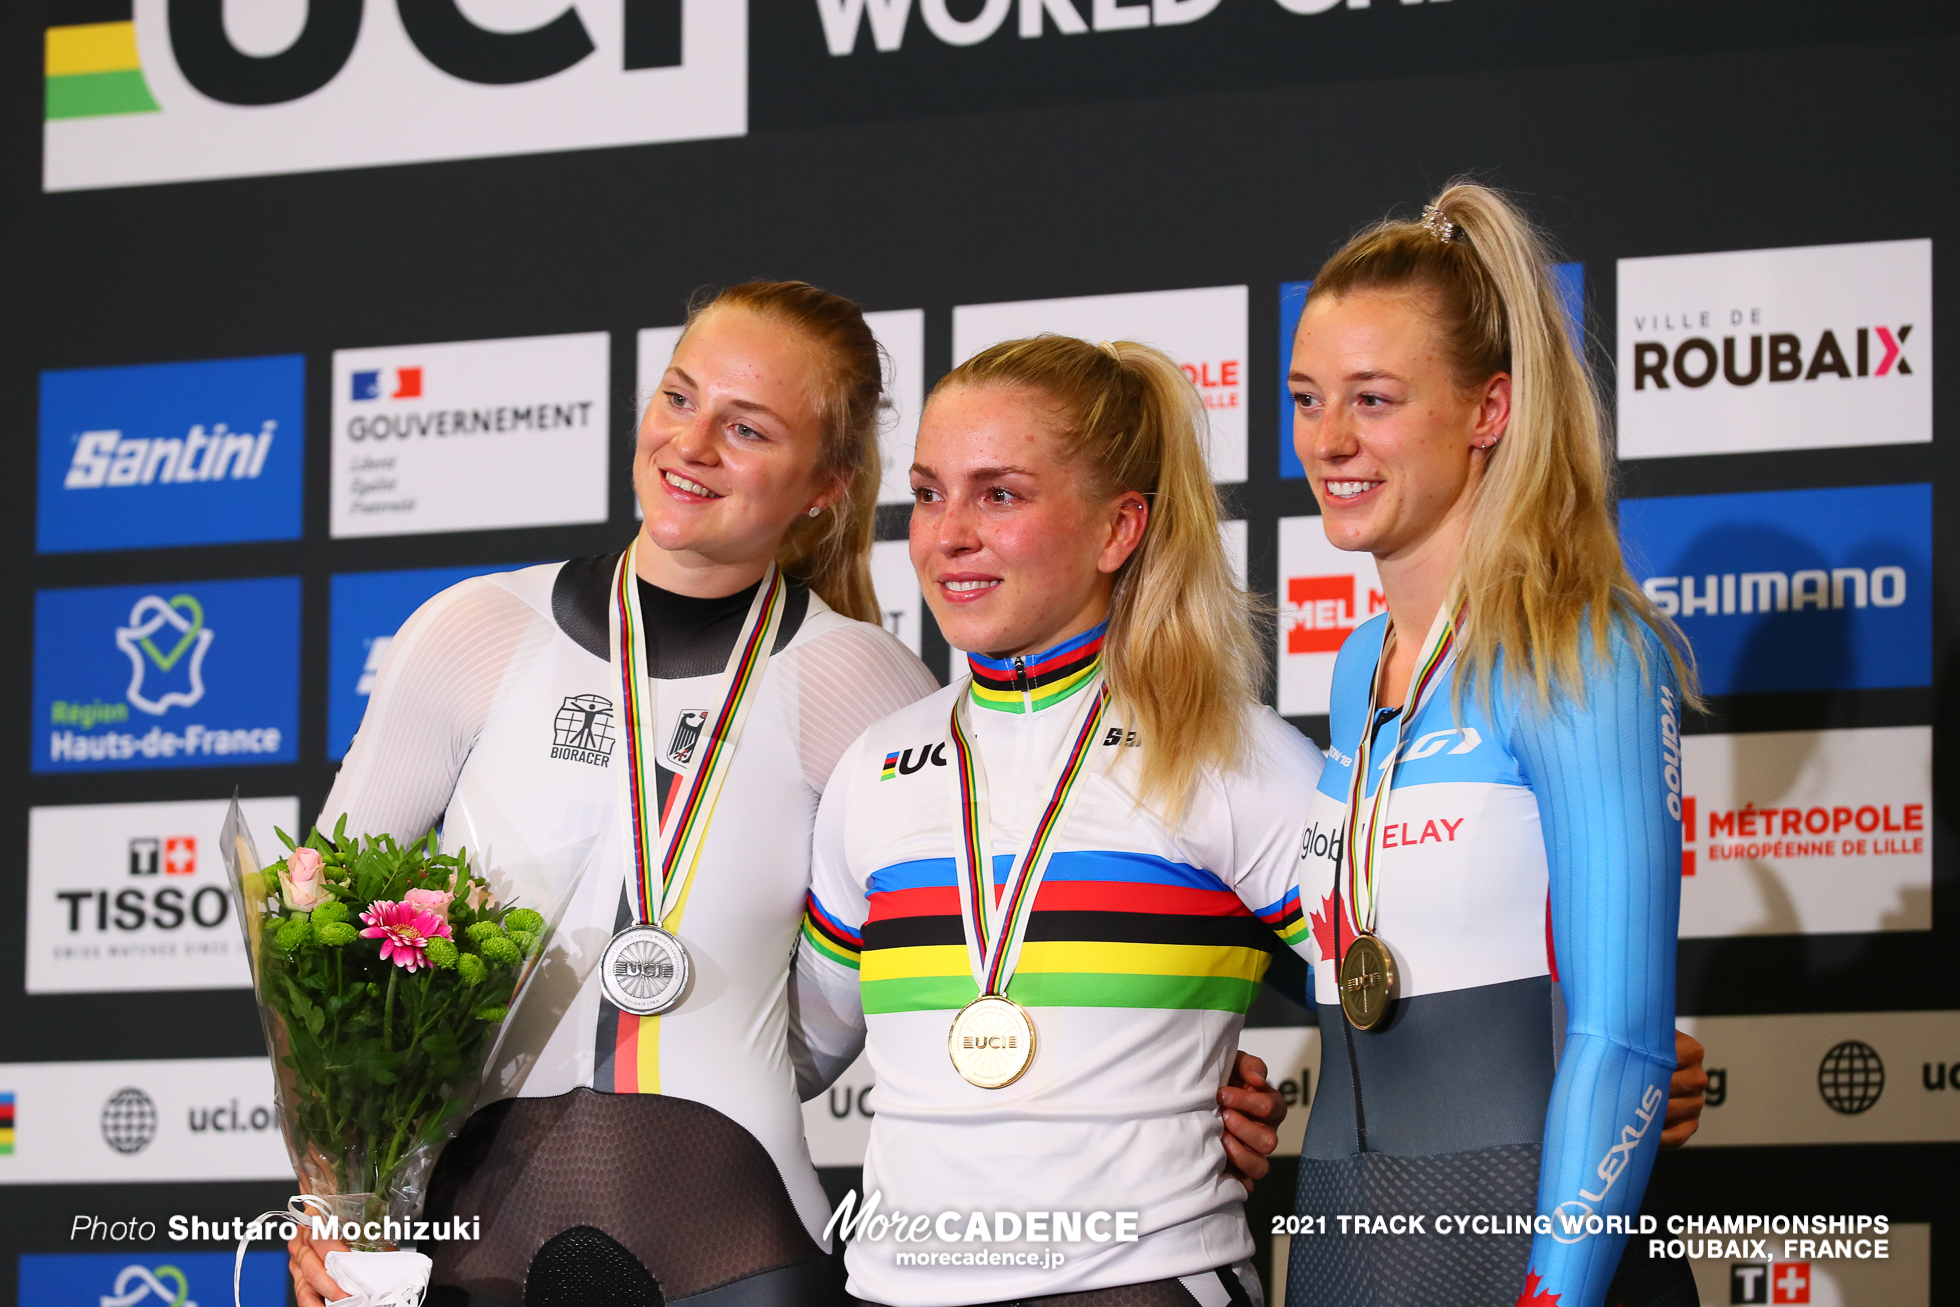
left=1014, top=655, right=1031, bottom=713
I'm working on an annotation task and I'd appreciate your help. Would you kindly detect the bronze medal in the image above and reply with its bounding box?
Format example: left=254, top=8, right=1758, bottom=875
left=1337, top=932, right=1397, bottom=1030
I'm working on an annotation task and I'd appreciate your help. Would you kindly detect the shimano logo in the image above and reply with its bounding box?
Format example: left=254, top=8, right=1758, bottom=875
left=64, top=423, right=276, bottom=490
left=1643, top=567, right=1906, bottom=617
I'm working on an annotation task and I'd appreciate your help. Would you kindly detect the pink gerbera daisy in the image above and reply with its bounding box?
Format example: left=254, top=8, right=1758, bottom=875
left=358, top=900, right=454, bottom=972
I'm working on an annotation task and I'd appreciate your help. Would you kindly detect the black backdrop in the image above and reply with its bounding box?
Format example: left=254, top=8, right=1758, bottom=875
left=3, top=2, right=1957, bottom=1303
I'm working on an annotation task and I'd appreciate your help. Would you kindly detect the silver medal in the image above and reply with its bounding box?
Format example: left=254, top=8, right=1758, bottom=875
left=600, top=923, right=692, bottom=1016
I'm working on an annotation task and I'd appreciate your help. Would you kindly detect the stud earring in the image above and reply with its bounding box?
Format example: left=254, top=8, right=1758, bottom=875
left=808, top=505, right=821, bottom=517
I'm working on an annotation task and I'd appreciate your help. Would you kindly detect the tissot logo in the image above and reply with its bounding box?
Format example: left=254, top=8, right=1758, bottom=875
left=552, top=694, right=616, bottom=766
left=43, top=3, right=744, bottom=191
left=1616, top=240, right=1931, bottom=459
left=28, top=797, right=293, bottom=994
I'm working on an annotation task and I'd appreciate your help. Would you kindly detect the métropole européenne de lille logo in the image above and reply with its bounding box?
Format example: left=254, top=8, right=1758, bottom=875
left=552, top=694, right=615, bottom=767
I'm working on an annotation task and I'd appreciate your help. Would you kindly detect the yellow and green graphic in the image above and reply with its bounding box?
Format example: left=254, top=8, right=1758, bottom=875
left=46, top=21, right=160, bottom=121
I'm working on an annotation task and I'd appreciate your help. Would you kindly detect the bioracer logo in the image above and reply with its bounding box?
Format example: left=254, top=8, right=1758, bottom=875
left=552, top=694, right=616, bottom=767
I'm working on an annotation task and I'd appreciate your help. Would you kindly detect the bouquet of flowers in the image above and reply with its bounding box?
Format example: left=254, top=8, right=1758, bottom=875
left=221, top=799, right=575, bottom=1253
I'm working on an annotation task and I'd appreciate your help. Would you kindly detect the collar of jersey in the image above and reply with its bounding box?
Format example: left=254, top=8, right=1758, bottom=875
left=966, top=621, right=1106, bottom=715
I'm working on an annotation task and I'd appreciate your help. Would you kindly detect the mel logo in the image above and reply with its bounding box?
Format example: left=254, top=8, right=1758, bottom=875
left=1618, top=485, right=1930, bottom=696
left=37, top=354, right=304, bottom=554
left=1616, top=239, right=1931, bottom=460
left=43, top=3, right=744, bottom=192
left=329, top=564, right=520, bottom=759
left=1276, top=515, right=1384, bottom=716
left=33, top=577, right=300, bottom=774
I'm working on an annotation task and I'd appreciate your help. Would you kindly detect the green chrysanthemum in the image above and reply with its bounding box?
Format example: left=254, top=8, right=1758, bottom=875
left=315, top=921, right=358, bottom=947
left=424, top=937, right=459, bottom=969
left=504, top=908, right=545, bottom=935
left=478, top=935, right=521, bottom=967
left=456, top=953, right=488, bottom=985
left=311, top=900, right=351, bottom=925
left=274, top=918, right=313, bottom=951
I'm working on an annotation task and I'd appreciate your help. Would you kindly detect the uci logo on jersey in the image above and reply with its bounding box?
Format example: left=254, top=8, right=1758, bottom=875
left=880, top=742, right=947, bottom=780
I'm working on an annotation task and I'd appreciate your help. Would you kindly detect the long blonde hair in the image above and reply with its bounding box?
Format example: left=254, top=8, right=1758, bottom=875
left=936, top=336, right=1261, bottom=818
left=682, top=281, right=886, bottom=623
left=1308, top=182, right=1698, bottom=706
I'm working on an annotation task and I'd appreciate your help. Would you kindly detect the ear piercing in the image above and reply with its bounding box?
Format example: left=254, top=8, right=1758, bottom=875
left=808, top=506, right=822, bottom=517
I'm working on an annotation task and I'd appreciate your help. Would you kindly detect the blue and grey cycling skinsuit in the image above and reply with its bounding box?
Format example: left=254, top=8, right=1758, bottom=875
left=1287, top=611, right=1682, bottom=1307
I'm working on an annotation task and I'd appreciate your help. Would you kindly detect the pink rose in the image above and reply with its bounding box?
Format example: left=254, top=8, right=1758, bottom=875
left=404, top=886, right=454, bottom=919
left=279, top=847, right=331, bottom=912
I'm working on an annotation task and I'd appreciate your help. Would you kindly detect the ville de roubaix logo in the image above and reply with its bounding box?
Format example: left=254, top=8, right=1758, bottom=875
left=331, top=333, right=610, bottom=539
left=38, top=354, right=304, bottom=553
left=1616, top=238, right=1930, bottom=460
left=1617, top=484, right=1930, bottom=698
left=42, top=2, right=745, bottom=191
left=33, top=577, right=300, bottom=773
left=26, top=796, right=296, bottom=995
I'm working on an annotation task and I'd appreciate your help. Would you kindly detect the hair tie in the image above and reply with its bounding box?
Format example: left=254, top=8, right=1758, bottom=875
left=1095, top=340, right=1122, bottom=361
left=1419, top=204, right=1457, bottom=245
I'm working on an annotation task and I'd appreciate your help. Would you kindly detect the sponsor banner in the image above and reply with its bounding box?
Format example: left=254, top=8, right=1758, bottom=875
left=329, top=564, right=521, bottom=760
left=331, top=333, right=609, bottom=538
left=44, top=2, right=745, bottom=191
left=37, top=355, right=304, bottom=554
left=870, top=539, right=924, bottom=657
left=1277, top=266, right=1581, bottom=478
left=26, top=797, right=297, bottom=996
left=1617, top=240, right=1932, bottom=460
left=1677, top=1011, right=1960, bottom=1146
left=637, top=309, right=925, bottom=507
left=1689, top=1226, right=1928, bottom=1307
left=1619, top=485, right=1930, bottom=696
left=1680, top=726, right=1930, bottom=938
left=953, top=286, right=1248, bottom=483
left=0, top=1058, right=290, bottom=1184
left=1276, top=515, right=1383, bottom=717
left=32, top=577, right=300, bottom=774
left=19, top=1252, right=286, bottom=1307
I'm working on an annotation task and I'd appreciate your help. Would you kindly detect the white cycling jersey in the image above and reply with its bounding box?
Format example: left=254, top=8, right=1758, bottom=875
left=323, top=550, right=938, bottom=1246
left=798, top=624, right=1322, bottom=1305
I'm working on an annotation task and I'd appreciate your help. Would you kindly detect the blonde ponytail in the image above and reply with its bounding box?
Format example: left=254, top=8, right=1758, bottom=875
left=684, top=281, right=886, bottom=623
left=936, top=336, right=1261, bottom=820
left=1308, top=181, right=1698, bottom=707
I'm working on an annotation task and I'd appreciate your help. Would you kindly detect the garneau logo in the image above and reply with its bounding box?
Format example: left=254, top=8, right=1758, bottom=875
left=818, top=0, right=1452, bottom=53
left=64, top=423, right=277, bottom=489
left=1642, top=566, right=1906, bottom=616
left=1629, top=323, right=1913, bottom=390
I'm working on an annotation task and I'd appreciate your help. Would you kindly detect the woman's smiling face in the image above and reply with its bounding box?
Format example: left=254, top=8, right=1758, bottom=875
left=1288, top=288, right=1508, bottom=563
left=635, top=305, right=837, bottom=569
left=909, top=384, right=1146, bottom=660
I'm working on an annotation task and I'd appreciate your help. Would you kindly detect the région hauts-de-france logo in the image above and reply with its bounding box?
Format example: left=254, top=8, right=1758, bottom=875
left=114, top=595, right=213, bottom=714
left=100, top=1263, right=194, bottom=1307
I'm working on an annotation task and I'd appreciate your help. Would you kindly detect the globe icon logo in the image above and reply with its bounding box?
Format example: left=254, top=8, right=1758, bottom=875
left=1817, top=1040, right=1885, bottom=1115
left=100, top=1087, right=158, bottom=1154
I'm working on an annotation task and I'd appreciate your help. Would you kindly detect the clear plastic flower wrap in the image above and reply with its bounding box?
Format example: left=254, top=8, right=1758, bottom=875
left=220, top=796, right=596, bottom=1257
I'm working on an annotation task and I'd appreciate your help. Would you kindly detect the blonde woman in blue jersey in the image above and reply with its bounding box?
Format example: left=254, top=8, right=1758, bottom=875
left=802, top=335, right=1319, bottom=1306
left=1283, top=185, right=1699, bottom=1307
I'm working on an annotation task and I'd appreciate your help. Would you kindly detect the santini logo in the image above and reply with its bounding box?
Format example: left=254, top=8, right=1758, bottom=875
left=64, top=422, right=277, bottom=490
left=1643, top=567, right=1907, bottom=617
left=1629, top=325, right=1913, bottom=390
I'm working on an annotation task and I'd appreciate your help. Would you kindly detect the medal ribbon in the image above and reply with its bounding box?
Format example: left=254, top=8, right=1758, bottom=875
left=948, top=678, right=1109, bottom=998
left=611, top=541, right=786, bottom=927
left=1341, top=595, right=1465, bottom=941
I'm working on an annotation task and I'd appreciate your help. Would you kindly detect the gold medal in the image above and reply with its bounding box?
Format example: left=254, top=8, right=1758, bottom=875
left=947, top=995, right=1038, bottom=1089
left=1337, top=932, right=1397, bottom=1030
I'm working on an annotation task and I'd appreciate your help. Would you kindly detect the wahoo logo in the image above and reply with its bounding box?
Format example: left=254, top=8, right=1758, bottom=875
left=44, top=20, right=158, bottom=121
left=351, top=367, right=423, bottom=401
left=114, top=595, right=213, bottom=716
left=1630, top=325, right=1913, bottom=390
left=1642, top=566, right=1907, bottom=616
left=65, top=422, right=276, bottom=490
left=881, top=742, right=947, bottom=778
